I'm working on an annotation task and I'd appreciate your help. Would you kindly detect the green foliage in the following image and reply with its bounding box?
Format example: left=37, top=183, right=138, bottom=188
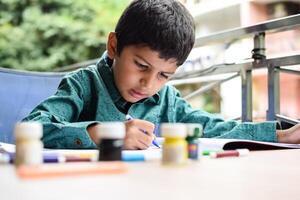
left=0, top=0, right=129, bottom=71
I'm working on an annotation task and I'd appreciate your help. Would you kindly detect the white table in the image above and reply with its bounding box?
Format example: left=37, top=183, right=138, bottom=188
left=1, top=149, right=300, bottom=200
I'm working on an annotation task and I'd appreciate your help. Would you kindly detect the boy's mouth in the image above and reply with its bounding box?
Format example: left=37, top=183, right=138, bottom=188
left=129, top=89, right=148, bottom=99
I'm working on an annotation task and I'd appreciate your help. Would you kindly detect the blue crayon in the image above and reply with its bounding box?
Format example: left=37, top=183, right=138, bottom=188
left=122, top=153, right=145, bottom=162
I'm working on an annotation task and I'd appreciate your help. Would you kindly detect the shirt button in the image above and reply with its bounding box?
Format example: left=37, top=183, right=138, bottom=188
left=75, top=138, right=82, bottom=146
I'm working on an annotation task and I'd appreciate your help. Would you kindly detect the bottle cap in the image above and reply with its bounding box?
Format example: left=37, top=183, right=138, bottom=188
left=14, top=122, right=43, bottom=139
left=160, top=123, right=187, bottom=138
left=186, top=123, right=203, bottom=137
left=95, top=122, right=125, bottom=139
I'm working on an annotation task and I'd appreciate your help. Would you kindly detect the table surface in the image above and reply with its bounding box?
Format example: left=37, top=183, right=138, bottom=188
left=1, top=149, right=300, bottom=200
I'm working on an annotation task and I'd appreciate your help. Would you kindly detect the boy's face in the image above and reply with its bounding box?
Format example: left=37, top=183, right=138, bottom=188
left=108, top=34, right=177, bottom=103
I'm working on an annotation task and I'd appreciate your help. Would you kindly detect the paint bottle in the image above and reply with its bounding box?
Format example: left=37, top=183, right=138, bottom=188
left=14, top=122, right=43, bottom=167
left=96, top=122, right=125, bottom=161
left=186, top=124, right=203, bottom=160
left=161, top=123, right=187, bottom=165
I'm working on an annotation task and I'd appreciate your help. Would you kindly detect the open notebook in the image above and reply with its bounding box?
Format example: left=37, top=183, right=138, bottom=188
left=197, top=138, right=300, bottom=151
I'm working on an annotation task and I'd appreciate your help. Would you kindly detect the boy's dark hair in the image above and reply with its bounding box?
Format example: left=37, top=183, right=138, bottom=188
left=115, top=0, right=195, bottom=66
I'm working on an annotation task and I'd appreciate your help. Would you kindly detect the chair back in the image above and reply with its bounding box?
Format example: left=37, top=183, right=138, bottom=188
left=0, top=67, right=65, bottom=143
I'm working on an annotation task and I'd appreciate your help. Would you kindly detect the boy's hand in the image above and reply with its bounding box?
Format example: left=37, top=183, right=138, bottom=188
left=277, top=124, right=300, bottom=143
left=87, top=120, right=155, bottom=150
left=87, top=123, right=101, bottom=144
left=124, top=119, right=155, bottom=150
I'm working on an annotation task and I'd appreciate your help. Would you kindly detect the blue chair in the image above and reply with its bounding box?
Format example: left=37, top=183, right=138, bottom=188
left=0, top=67, right=65, bottom=143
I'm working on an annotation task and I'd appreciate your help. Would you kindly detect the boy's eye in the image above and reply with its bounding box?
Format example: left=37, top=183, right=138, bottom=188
left=134, top=60, right=148, bottom=69
left=159, top=72, right=169, bottom=79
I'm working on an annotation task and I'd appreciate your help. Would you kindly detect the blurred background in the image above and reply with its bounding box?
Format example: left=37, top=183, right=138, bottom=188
left=0, top=0, right=299, bottom=122
left=179, top=0, right=300, bottom=121
left=0, top=0, right=129, bottom=71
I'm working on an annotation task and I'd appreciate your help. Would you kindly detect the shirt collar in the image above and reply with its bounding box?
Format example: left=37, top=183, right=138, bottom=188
left=97, top=52, right=161, bottom=106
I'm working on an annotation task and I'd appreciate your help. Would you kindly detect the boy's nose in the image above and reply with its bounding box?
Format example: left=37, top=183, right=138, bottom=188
left=140, top=74, right=156, bottom=89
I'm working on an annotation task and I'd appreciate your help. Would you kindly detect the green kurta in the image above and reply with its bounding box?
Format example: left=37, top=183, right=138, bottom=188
left=23, top=52, right=277, bottom=149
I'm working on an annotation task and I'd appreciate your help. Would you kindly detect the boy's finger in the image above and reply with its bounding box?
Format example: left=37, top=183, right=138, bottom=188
left=134, top=127, right=152, bottom=146
left=136, top=139, right=149, bottom=150
left=138, top=129, right=155, bottom=142
left=141, top=122, right=155, bottom=135
left=129, top=119, right=155, bottom=135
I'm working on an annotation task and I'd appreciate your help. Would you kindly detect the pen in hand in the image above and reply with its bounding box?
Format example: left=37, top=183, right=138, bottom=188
left=125, top=114, right=160, bottom=148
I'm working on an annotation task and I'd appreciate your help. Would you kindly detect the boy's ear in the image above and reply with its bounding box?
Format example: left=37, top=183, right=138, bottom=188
left=107, top=32, right=117, bottom=59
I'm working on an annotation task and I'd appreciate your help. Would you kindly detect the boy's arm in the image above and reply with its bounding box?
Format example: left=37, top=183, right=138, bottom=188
left=168, top=88, right=277, bottom=142
left=24, top=112, right=97, bottom=149
left=23, top=71, right=97, bottom=149
left=180, top=109, right=277, bottom=142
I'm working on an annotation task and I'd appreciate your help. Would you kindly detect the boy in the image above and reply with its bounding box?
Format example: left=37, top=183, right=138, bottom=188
left=23, top=0, right=300, bottom=149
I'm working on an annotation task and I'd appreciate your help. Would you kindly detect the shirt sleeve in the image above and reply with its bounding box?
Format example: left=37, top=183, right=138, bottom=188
left=167, top=87, right=277, bottom=142
left=23, top=70, right=97, bottom=149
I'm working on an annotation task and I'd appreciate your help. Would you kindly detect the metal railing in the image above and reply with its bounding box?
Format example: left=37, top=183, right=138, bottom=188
left=172, top=14, right=300, bottom=124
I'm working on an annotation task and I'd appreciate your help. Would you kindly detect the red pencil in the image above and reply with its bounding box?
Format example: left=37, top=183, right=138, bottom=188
left=210, top=149, right=249, bottom=158
left=63, top=156, right=95, bottom=162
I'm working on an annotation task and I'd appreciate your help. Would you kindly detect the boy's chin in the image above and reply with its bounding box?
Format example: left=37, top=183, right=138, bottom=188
left=123, top=94, right=147, bottom=103
left=125, top=97, right=143, bottom=103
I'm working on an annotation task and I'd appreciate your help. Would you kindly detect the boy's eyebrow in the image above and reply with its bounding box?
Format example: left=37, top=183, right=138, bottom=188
left=135, top=55, right=176, bottom=75
left=135, top=54, right=153, bottom=67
